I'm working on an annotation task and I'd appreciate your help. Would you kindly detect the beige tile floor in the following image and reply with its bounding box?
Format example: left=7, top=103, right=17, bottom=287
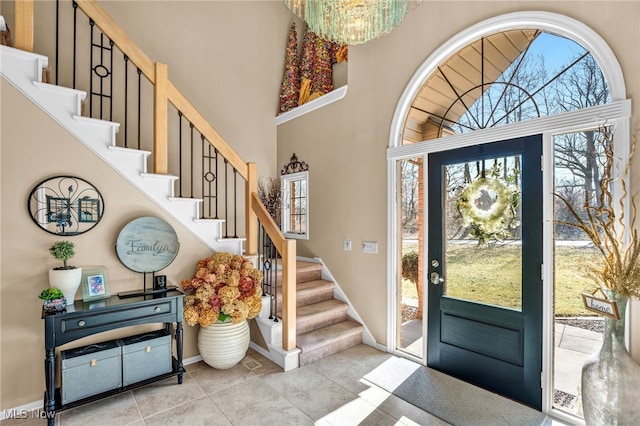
left=2, top=344, right=451, bottom=426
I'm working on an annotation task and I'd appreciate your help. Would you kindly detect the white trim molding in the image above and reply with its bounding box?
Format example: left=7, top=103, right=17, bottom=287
left=275, top=85, right=348, bottom=126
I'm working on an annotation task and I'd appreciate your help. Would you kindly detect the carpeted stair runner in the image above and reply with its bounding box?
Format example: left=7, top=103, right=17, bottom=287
left=276, top=261, right=363, bottom=366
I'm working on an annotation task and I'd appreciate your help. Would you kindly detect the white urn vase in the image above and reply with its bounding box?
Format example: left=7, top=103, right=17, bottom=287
left=198, top=320, right=250, bottom=369
left=49, top=267, right=82, bottom=305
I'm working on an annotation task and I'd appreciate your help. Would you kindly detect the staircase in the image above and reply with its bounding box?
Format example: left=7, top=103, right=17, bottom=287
left=279, top=261, right=364, bottom=366
left=2, top=29, right=367, bottom=369
left=0, top=45, right=243, bottom=254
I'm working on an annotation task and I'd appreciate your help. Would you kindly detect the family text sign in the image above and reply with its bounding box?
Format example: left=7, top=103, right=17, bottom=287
left=582, top=288, right=620, bottom=320
left=115, top=217, right=179, bottom=273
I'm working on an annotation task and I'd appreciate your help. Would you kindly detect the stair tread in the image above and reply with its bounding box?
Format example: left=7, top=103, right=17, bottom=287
left=297, top=299, right=348, bottom=318
left=297, top=320, right=363, bottom=351
left=295, top=279, right=334, bottom=292
left=295, top=261, right=323, bottom=272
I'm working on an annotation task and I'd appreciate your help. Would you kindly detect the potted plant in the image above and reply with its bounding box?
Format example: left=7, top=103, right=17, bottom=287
left=181, top=252, right=263, bottom=369
left=48, top=240, right=82, bottom=305
left=38, top=287, right=66, bottom=312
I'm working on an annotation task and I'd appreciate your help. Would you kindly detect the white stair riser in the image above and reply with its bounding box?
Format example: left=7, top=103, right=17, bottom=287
left=108, top=146, right=151, bottom=175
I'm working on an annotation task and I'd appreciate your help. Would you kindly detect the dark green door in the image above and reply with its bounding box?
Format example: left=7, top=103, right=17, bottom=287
left=427, top=135, right=543, bottom=409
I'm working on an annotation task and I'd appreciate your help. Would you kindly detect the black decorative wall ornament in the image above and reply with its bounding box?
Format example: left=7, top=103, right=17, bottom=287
left=27, top=176, right=105, bottom=236
left=281, top=153, right=309, bottom=175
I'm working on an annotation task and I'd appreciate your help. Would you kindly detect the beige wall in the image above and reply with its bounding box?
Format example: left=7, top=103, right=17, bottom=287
left=2, top=0, right=640, bottom=411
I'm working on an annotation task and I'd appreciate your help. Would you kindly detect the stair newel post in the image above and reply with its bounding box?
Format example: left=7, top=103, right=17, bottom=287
left=153, top=62, right=169, bottom=174
left=14, top=0, right=34, bottom=52
left=246, top=163, right=258, bottom=256
left=282, top=239, right=297, bottom=351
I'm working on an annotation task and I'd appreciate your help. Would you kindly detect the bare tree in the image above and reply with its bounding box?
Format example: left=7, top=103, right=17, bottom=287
left=401, top=159, right=420, bottom=235
left=553, top=54, right=609, bottom=203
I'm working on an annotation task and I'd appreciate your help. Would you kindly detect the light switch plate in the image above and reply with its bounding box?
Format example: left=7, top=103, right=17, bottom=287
left=362, top=241, right=378, bottom=254
left=343, top=239, right=352, bottom=251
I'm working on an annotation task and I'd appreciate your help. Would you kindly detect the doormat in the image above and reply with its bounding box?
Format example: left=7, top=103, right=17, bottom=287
left=363, top=357, right=548, bottom=426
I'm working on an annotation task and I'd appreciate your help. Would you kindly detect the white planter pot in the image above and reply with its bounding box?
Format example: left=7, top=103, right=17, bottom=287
left=49, top=267, right=82, bottom=305
left=198, top=320, right=250, bottom=369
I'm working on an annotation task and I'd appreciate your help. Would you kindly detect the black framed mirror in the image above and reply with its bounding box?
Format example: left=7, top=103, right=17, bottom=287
left=27, top=175, right=105, bottom=236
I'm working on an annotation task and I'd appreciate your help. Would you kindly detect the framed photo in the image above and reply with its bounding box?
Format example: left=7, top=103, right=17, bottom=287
left=81, top=266, right=111, bottom=302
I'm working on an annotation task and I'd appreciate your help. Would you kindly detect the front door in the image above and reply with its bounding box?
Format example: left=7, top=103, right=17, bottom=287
left=427, top=135, right=543, bottom=409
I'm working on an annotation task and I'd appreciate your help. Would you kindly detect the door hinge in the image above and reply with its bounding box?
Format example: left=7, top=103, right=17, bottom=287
left=541, top=155, right=544, bottom=171
left=541, top=263, right=544, bottom=281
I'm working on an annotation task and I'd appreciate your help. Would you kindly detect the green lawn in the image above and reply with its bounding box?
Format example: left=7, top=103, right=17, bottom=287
left=401, top=242, right=600, bottom=317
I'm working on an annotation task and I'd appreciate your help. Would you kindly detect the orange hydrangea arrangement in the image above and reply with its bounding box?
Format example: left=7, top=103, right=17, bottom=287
left=181, top=252, right=263, bottom=327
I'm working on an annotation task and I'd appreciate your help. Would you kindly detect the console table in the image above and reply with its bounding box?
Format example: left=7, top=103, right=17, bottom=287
left=42, top=292, right=184, bottom=426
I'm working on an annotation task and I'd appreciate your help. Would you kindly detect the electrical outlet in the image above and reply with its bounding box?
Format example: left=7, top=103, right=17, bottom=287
left=343, top=239, right=352, bottom=251
left=362, top=241, right=378, bottom=254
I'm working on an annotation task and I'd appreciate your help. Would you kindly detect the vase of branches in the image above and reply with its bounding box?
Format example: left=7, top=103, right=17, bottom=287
left=257, top=177, right=281, bottom=259
left=555, top=128, right=640, bottom=424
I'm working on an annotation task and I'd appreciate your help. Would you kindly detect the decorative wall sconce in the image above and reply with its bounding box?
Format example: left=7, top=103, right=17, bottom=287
left=28, top=175, right=104, bottom=236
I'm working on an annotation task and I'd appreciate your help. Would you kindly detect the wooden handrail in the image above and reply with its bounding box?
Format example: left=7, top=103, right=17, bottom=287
left=167, top=82, right=249, bottom=179
left=250, top=192, right=297, bottom=351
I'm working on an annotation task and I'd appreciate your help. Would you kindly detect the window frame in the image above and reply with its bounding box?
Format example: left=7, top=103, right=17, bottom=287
left=281, top=170, right=309, bottom=240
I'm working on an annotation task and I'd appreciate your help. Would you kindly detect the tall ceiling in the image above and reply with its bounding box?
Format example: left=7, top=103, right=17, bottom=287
left=403, top=29, right=540, bottom=144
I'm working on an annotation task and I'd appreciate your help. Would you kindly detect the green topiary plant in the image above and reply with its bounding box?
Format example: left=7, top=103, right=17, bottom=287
left=401, top=251, right=419, bottom=285
left=38, top=287, right=65, bottom=301
left=49, top=240, right=77, bottom=270
left=401, top=250, right=423, bottom=319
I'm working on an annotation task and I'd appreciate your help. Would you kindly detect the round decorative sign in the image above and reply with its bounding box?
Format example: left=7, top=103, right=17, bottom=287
left=115, top=217, right=179, bottom=273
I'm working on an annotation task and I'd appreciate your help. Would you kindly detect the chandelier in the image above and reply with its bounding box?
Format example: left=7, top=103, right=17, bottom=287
left=283, top=0, right=419, bottom=45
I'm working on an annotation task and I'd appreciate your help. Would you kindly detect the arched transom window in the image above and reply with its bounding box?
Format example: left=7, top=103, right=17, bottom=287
left=403, top=30, right=610, bottom=144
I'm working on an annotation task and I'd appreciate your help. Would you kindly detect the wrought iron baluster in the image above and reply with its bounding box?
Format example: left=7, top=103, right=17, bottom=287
left=123, top=55, right=129, bottom=147
left=224, top=159, right=229, bottom=238
left=109, top=39, right=114, bottom=121
left=273, top=244, right=278, bottom=321
left=190, top=123, right=194, bottom=198
left=233, top=168, right=238, bottom=238
left=214, top=148, right=219, bottom=218
left=261, top=226, right=277, bottom=321
left=89, top=19, right=94, bottom=117
left=88, top=27, right=114, bottom=120
left=99, top=33, right=104, bottom=118
left=137, top=68, right=141, bottom=149
left=55, top=0, right=59, bottom=85
left=201, top=136, right=217, bottom=219
left=178, top=111, right=183, bottom=197
left=72, top=1, right=78, bottom=89
left=201, top=135, right=206, bottom=219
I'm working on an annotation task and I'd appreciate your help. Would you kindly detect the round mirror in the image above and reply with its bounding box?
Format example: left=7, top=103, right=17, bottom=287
left=27, top=175, right=105, bottom=236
